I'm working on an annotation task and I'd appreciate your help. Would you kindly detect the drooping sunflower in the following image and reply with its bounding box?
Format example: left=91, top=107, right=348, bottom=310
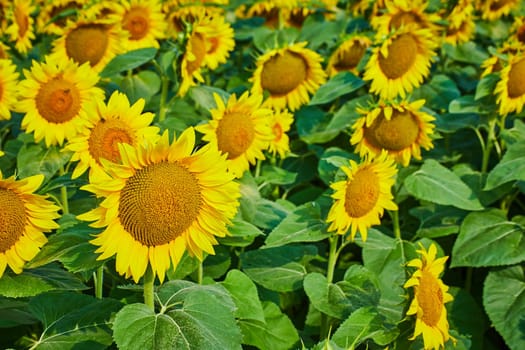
left=326, top=151, right=398, bottom=242
left=351, top=99, right=435, bottom=167
left=196, top=92, right=274, bottom=178
left=78, top=127, right=240, bottom=283
left=66, top=91, right=160, bottom=179
left=476, top=0, right=520, bottom=21
left=5, top=0, right=36, bottom=55
left=0, top=172, right=61, bottom=278
left=250, top=42, right=327, bottom=111
left=17, top=56, right=104, bottom=147
left=37, top=0, right=88, bottom=35
left=404, top=243, right=454, bottom=350
left=268, top=109, right=294, bottom=158
left=326, top=34, right=372, bottom=77
left=363, top=26, right=438, bottom=100
left=494, top=53, right=525, bottom=116
left=0, top=59, right=20, bottom=121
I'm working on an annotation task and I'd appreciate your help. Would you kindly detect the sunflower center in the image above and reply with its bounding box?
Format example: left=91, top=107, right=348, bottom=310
left=0, top=188, right=27, bottom=253
left=364, top=109, right=420, bottom=151
left=272, top=122, right=283, bottom=142
left=507, top=58, right=525, bottom=98
left=187, top=33, right=206, bottom=74
left=261, top=51, right=307, bottom=95
left=88, top=119, right=135, bottom=164
left=123, top=7, right=149, bottom=40
left=517, top=24, right=525, bottom=44
left=417, top=270, right=444, bottom=327
left=344, top=167, right=380, bottom=218
left=490, top=0, right=514, bottom=11
left=389, top=11, right=422, bottom=30
left=378, top=34, right=418, bottom=79
left=35, top=77, right=81, bottom=124
left=216, top=112, right=255, bottom=159
left=14, top=6, right=29, bottom=37
left=65, top=24, right=109, bottom=67
left=333, top=41, right=367, bottom=70
left=119, top=162, right=202, bottom=246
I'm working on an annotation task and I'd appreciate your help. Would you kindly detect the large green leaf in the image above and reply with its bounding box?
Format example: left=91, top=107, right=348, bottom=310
left=485, top=142, right=525, bottom=190
left=220, top=217, right=264, bottom=247
left=120, top=70, right=161, bottom=104
left=318, top=147, right=357, bottom=186
left=404, top=159, right=484, bottom=211
left=412, top=74, right=460, bottom=111
left=451, top=210, right=525, bottom=267
left=17, top=144, right=72, bottom=181
left=0, top=298, right=38, bottom=328
left=483, top=266, right=525, bottom=350
left=309, top=72, right=364, bottom=105
left=221, top=269, right=265, bottom=322
left=409, top=204, right=465, bottom=238
left=100, top=47, right=157, bottom=77
left=448, top=287, right=488, bottom=350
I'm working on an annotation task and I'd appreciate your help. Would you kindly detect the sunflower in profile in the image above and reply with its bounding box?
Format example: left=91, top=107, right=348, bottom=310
left=494, top=53, right=525, bottom=115
left=37, top=0, right=88, bottom=35
left=0, top=59, right=20, bottom=121
left=250, top=42, right=327, bottom=111
left=196, top=92, right=274, bottom=178
left=480, top=42, right=519, bottom=77
left=17, top=56, right=104, bottom=147
left=476, top=0, right=519, bottom=21
left=363, top=26, right=437, bottom=100
left=78, top=127, right=240, bottom=283
left=66, top=91, right=160, bottom=179
left=326, top=34, right=372, bottom=77
left=5, top=0, right=36, bottom=55
left=326, top=151, right=398, bottom=242
left=404, top=243, right=454, bottom=350
left=268, top=109, right=294, bottom=158
left=351, top=99, right=435, bottom=167
left=0, top=172, right=61, bottom=278
left=509, top=16, right=525, bottom=47
left=442, top=0, right=475, bottom=46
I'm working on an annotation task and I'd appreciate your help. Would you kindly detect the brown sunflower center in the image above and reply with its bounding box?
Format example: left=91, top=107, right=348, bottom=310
left=507, top=58, right=525, bottom=98
left=517, top=24, right=525, bottom=44
left=14, top=6, right=29, bottom=37
left=261, top=51, right=307, bottom=96
left=35, top=77, right=81, bottom=124
left=344, top=166, right=380, bottom=218
left=88, top=119, right=134, bottom=164
left=389, top=11, right=422, bottom=30
left=364, top=109, right=420, bottom=151
left=490, top=0, right=514, bottom=11
left=0, top=188, right=27, bottom=253
left=123, top=7, right=149, bottom=40
left=417, top=270, right=444, bottom=326
left=333, top=41, right=367, bottom=70
left=118, top=162, right=202, bottom=246
left=187, top=32, right=206, bottom=74
left=378, top=34, right=418, bottom=79
left=216, top=112, right=255, bottom=159
left=65, top=24, right=109, bottom=67
left=272, top=122, right=283, bottom=142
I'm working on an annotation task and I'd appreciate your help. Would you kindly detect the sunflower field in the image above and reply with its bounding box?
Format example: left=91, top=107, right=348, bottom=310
left=1, top=0, right=525, bottom=349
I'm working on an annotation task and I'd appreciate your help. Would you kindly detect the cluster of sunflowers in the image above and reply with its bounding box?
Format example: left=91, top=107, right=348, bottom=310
left=0, top=0, right=524, bottom=349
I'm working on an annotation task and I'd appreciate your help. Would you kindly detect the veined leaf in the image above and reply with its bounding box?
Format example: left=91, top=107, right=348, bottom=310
left=309, top=72, right=364, bottom=105
left=100, top=48, right=157, bottom=77
left=485, top=142, right=525, bottom=190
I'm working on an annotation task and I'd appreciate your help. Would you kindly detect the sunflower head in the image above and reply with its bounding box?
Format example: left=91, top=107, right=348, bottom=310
left=0, top=59, right=20, bottom=121
left=326, top=35, right=372, bottom=77
left=37, top=0, right=88, bottom=35
left=370, top=0, right=441, bottom=35
left=268, top=109, right=294, bottom=158
left=5, top=0, right=36, bottom=54
left=118, top=0, right=167, bottom=51
left=477, top=0, right=520, bottom=21
left=494, top=53, right=525, bottom=115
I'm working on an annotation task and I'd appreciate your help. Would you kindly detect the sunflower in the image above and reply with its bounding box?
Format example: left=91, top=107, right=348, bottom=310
left=195, top=92, right=274, bottom=178
left=268, top=109, right=294, bottom=158
left=66, top=91, right=160, bottom=179
left=326, top=34, right=372, bottom=77
left=78, top=127, right=240, bottom=283
left=49, top=18, right=126, bottom=73
left=494, top=53, right=525, bottom=116
left=477, top=0, right=520, bottom=21
left=0, top=59, right=20, bottom=121
left=37, top=0, right=88, bottom=35
left=17, top=56, right=104, bottom=147
left=480, top=42, right=518, bottom=77
left=201, top=15, right=235, bottom=70
left=363, top=26, right=437, bottom=100
left=0, top=172, right=60, bottom=278
left=250, top=42, right=327, bottom=111
left=5, top=0, right=36, bottom=55
left=351, top=99, right=435, bottom=167
left=509, top=16, right=525, bottom=47
left=326, top=151, right=398, bottom=242
left=164, top=4, right=224, bottom=37
left=0, top=42, right=10, bottom=60
left=117, top=0, right=167, bottom=51
left=242, top=1, right=281, bottom=28
left=0, top=0, right=9, bottom=31
left=404, top=243, right=454, bottom=350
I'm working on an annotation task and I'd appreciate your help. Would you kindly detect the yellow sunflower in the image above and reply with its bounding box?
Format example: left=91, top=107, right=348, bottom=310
left=117, top=0, right=167, bottom=51
left=477, top=0, right=520, bottom=21
left=404, top=243, right=454, bottom=350
left=480, top=41, right=519, bottom=77
left=66, top=91, right=160, bottom=179
left=363, top=26, right=438, bottom=100
left=49, top=18, right=126, bottom=73
left=326, top=151, right=398, bottom=242
left=495, top=53, right=525, bottom=116
left=351, top=99, right=435, bottom=167
left=250, top=42, right=327, bottom=111
left=0, top=0, right=9, bottom=31
left=268, top=109, right=294, bottom=158
left=195, top=92, right=274, bottom=178
left=5, top=0, right=36, bottom=55
left=164, top=5, right=224, bottom=37
left=370, top=0, right=441, bottom=35
left=17, top=56, right=104, bottom=147
left=37, top=0, right=88, bottom=36
left=0, top=42, right=11, bottom=60
left=0, top=59, right=20, bottom=121
left=78, top=127, right=240, bottom=283
left=201, top=15, right=235, bottom=70
left=0, top=172, right=60, bottom=278
left=326, top=34, right=372, bottom=77
left=509, top=16, right=525, bottom=47
left=243, top=1, right=280, bottom=28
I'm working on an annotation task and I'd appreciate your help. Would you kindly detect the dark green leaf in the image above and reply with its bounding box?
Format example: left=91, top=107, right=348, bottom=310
left=189, top=85, right=230, bottom=110
left=0, top=299, right=38, bottom=328
left=448, top=95, right=485, bottom=114
left=475, top=73, right=499, bottom=100
left=221, top=269, right=265, bottom=322
left=100, top=48, right=158, bottom=77
left=485, top=142, right=525, bottom=190
left=435, top=113, right=480, bottom=133
left=318, top=147, right=356, bottom=186
left=410, top=204, right=465, bottom=238
left=442, top=42, right=489, bottom=65
left=220, top=217, right=264, bottom=247
left=412, top=74, right=460, bottom=111
left=17, top=144, right=72, bottom=181
left=309, top=72, right=364, bottom=105
left=296, top=106, right=340, bottom=144
left=448, top=287, right=488, bottom=350
left=258, top=165, right=297, bottom=186
left=120, top=70, right=161, bottom=104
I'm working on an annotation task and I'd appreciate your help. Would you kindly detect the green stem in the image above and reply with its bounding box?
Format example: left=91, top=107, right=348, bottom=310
left=391, top=210, right=401, bottom=240
left=143, top=266, right=155, bottom=311
left=320, top=235, right=340, bottom=339
left=254, top=159, right=262, bottom=178
left=197, top=261, right=203, bottom=285
left=94, top=264, right=104, bottom=299
left=158, top=77, right=169, bottom=123
left=59, top=166, right=69, bottom=215
left=481, top=119, right=498, bottom=174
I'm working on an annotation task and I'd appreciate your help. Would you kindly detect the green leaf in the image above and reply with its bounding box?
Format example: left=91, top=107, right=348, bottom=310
left=404, top=159, right=484, bottom=211
left=297, top=16, right=345, bottom=50
left=100, top=47, right=158, bottom=77
left=318, top=147, right=356, bottom=186
left=264, top=202, right=330, bottom=247
left=189, top=85, right=230, bottom=110
left=435, top=113, right=480, bottom=133
left=0, top=298, right=38, bottom=328
left=448, top=95, right=486, bottom=114
left=448, top=287, right=488, bottom=350
left=475, top=73, right=499, bottom=100
left=304, top=272, right=344, bottom=319
left=309, top=72, right=364, bottom=105
left=221, top=269, right=265, bottom=322
left=220, top=217, right=264, bottom=247
left=451, top=209, right=525, bottom=267
left=412, top=74, right=460, bottom=111
left=120, top=70, right=161, bottom=104
left=501, top=119, right=525, bottom=145
left=442, top=42, right=489, bottom=65
left=258, top=165, right=297, bottom=186
left=410, top=204, right=464, bottom=238
left=17, top=144, right=72, bottom=181
left=296, top=106, right=340, bottom=144
left=485, top=142, right=525, bottom=190
left=483, top=266, right=525, bottom=350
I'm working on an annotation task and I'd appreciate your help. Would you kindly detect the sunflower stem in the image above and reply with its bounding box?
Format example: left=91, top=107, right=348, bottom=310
left=59, top=166, right=69, bottom=215
left=94, top=264, right=104, bottom=299
left=320, top=235, right=340, bottom=340
left=481, top=119, right=497, bottom=174
left=197, top=261, right=203, bottom=285
left=143, top=266, right=155, bottom=311
left=391, top=209, right=401, bottom=240
left=158, top=76, right=169, bottom=123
